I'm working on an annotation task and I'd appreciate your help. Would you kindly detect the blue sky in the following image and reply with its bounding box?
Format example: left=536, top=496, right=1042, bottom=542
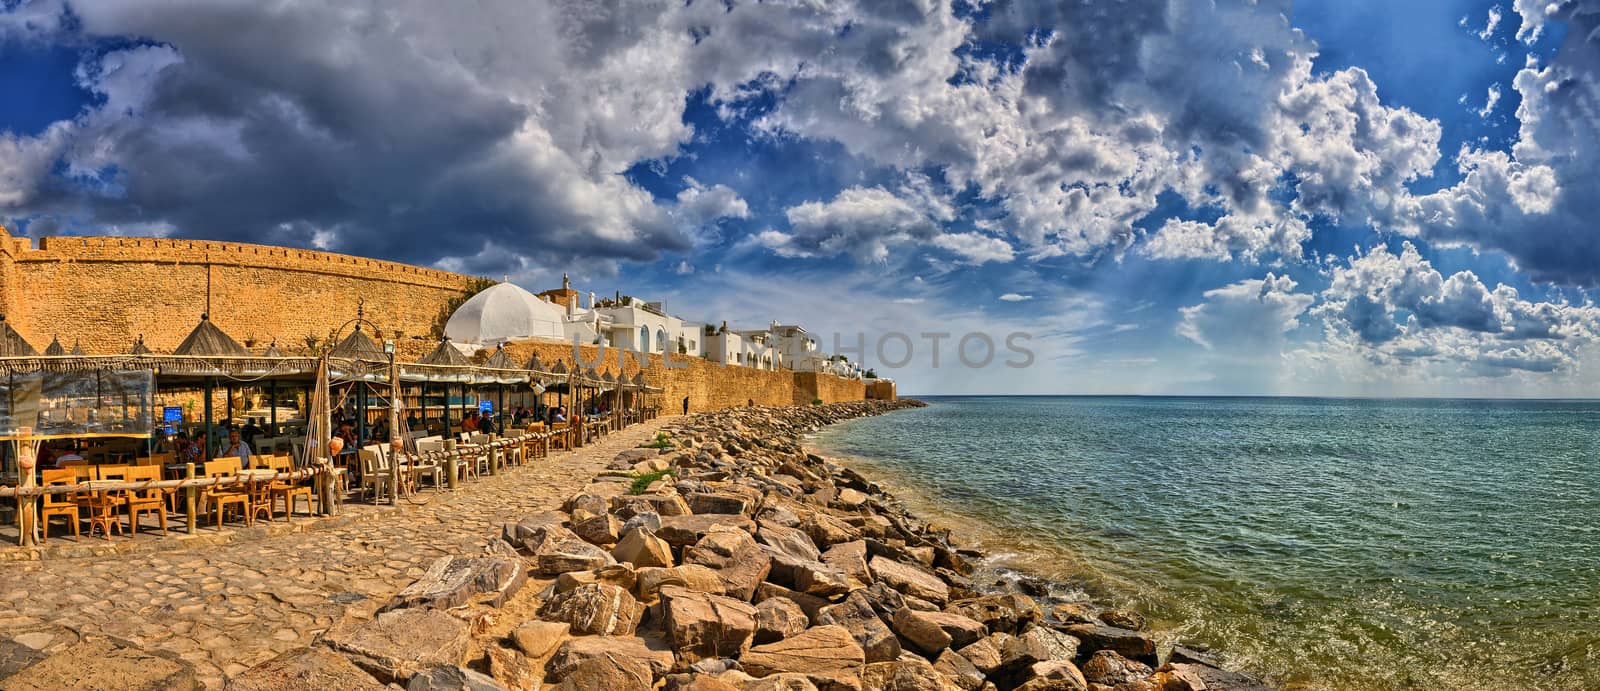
left=4, top=0, right=1600, bottom=396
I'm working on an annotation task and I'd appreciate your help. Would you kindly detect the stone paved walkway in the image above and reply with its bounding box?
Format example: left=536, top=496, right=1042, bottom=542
left=0, top=418, right=676, bottom=689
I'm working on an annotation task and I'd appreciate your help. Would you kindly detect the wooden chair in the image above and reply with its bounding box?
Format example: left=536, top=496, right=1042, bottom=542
left=80, top=465, right=130, bottom=539
left=358, top=449, right=393, bottom=503
left=202, top=459, right=251, bottom=529
left=123, top=465, right=169, bottom=536
left=39, top=469, right=82, bottom=541
left=265, top=455, right=315, bottom=518
left=246, top=456, right=276, bottom=522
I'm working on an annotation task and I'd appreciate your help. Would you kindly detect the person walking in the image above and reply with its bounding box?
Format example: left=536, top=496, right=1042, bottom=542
left=682, top=396, right=689, bottom=416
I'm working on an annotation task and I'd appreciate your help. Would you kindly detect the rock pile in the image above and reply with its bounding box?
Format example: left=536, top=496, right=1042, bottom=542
left=236, top=399, right=1275, bottom=690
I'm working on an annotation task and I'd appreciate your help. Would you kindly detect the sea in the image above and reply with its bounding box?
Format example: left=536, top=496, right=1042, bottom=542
left=810, top=395, right=1600, bottom=690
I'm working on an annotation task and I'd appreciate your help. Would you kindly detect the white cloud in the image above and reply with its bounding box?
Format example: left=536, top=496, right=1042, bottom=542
left=1177, top=274, right=1313, bottom=351
left=778, top=186, right=938, bottom=263
left=931, top=232, right=1015, bottom=264
left=892, top=297, right=925, bottom=305
left=998, top=293, right=1033, bottom=302
left=1479, top=83, right=1502, bottom=118
left=1480, top=5, right=1503, bottom=41
left=1312, top=241, right=1600, bottom=374
left=674, top=261, right=694, bottom=275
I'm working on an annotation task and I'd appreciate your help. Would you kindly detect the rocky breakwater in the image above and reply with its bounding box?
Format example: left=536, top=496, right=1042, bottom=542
left=230, top=399, right=1274, bottom=691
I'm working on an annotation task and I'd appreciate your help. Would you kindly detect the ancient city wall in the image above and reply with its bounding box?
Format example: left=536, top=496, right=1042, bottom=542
left=0, top=231, right=471, bottom=354
left=0, top=228, right=876, bottom=413
left=792, top=371, right=868, bottom=405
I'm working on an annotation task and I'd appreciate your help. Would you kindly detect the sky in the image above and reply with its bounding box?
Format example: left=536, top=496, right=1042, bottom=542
left=3, top=0, right=1600, bottom=397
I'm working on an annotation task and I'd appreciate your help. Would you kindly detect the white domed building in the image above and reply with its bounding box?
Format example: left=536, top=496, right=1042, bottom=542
left=444, top=282, right=567, bottom=346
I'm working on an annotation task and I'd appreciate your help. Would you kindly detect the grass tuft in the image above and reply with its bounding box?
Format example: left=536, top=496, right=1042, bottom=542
left=629, top=468, right=673, bottom=494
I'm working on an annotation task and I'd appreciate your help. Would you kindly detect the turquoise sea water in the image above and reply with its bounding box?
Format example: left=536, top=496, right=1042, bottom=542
left=812, top=396, right=1600, bottom=689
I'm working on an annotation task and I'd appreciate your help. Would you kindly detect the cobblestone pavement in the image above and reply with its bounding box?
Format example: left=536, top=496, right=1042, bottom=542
left=0, top=418, right=676, bottom=689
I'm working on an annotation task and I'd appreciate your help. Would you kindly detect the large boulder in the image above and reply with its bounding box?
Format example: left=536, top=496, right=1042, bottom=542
left=636, top=564, right=727, bottom=603
left=550, top=655, right=653, bottom=691
left=658, top=514, right=758, bottom=548
left=1013, top=660, right=1088, bottom=691
left=931, top=650, right=985, bottom=691
left=820, top=540, right=873, bottom=591
left=573, top=512, right=624, bottom=545
left=688, top=492, right=753, bottom=516
left=859, top=658, right=955, bottom=691
left=403, top=666, right=508, bottom=691
left=1060, top=624, right=1156, bottom=666
left=505, top=521, right=580, bottom=553
left=384, top=556, right=526, bottom=612
left=740, top=625, right=866, bottom=691
left=757, top=524, right=823, bottom=562
left=547, top=635, right=675, bottom=680
left=537, top=583, right=642, bottom=636
left=555, top=563, right=639, bottom=595
left=683, top=528, right=773, bottom=601
left=956, top=634, right=1007, bottom=676
left=944, top=594, right=1039, bottom=636
left=800, top=513, right=861, bottom=548
left=613, top=527, right=675, bottom=568
left=661, top=586, right=760, bottom=663
left=1000, top=628, right=1080, bottom=677
left=815, top=590, right=901, bottom=663
left=889, top=608, right=985, bottom=655
left=754, top=582, right=831, bottom=620
left=867, top=557, right=949, bottom=605
left=325, top=608, right=473, bottom=684
left=534, top=538, right=617, bottom=576
left=754, top=597, right=810, bottom=644
left=1080, top=650, right=1153, bottom=687
left=1154, top=663, right=1275, bottom=691
left=510, top=620, right=569, bottom=659
left=762, top=547, right=852, bottom=598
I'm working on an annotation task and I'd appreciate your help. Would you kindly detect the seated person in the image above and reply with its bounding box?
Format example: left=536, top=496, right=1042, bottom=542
left=218, top=429, right=254, bottom=466
left=461, top=412, right=480, bottom=433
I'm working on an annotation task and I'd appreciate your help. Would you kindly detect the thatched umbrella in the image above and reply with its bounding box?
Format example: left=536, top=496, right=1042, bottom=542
left=128, top=335, right=151, bottom=356
left=69, top=340, right=85, bottom=356
left=328, top=325, right=385, bottom=361
left=550, top=360, right=569, bottom=411
left=173, top=314, right=250, bottom=460
left=173, top=313, right=250, bottom=357
left=0, top=315, right=38, bottom=357
left=417, top=338, right=471, bottom=432
left=263, top=340, right=285, bottom=358
left=43, top=336, right=64, bottom=356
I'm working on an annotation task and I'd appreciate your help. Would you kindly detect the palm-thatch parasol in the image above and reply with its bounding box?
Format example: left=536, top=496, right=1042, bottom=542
left=483, top=344, right=517, bottom=370
left=43, top=336, right=64, bottom=356
left=262, top=340, right=285, bottom=358
left=327, top=323, right=385, bottom=361
left=69, top=339, right=85, bottom=356
left=128, top=335, right=151, bottom=356
left=173, top=313, right=251, bottom=357
left=419, top=337, right=472, bottom=367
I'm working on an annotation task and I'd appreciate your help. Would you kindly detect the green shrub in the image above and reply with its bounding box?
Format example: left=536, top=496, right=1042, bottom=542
left=811, top=398, right=823, bottom=405
left=639, top=430, right=674, bottom=449
left=629, top=468, right=674, bottom=494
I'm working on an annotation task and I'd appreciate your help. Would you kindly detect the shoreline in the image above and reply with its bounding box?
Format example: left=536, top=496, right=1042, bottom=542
left=228, top=399, right=1277, bottom=690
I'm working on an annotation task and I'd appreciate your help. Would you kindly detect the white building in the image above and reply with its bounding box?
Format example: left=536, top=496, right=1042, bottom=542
left=732, top=327, right=783, bottom=370
left=704, top=323, right=744, bottom=366
left=444, top=282, right=567, bottom=346
left=597, top=297, right=684, bottom=356
left=678, top=322, right=705, bottom=358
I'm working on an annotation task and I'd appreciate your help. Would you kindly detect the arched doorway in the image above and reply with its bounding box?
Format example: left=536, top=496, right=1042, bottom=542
left=639, top=326, right=650, bottom=352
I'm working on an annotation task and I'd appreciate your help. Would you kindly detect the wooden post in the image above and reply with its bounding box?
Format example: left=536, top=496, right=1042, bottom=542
left=185, top=462, right=197, bottom=534
left=389, top=352, right=400, bottom=506
left=489, top=445, right=499, bottom=476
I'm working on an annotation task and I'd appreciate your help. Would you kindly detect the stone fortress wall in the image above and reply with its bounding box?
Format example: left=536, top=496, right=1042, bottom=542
left=0, top=227, right=883, bottom=413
